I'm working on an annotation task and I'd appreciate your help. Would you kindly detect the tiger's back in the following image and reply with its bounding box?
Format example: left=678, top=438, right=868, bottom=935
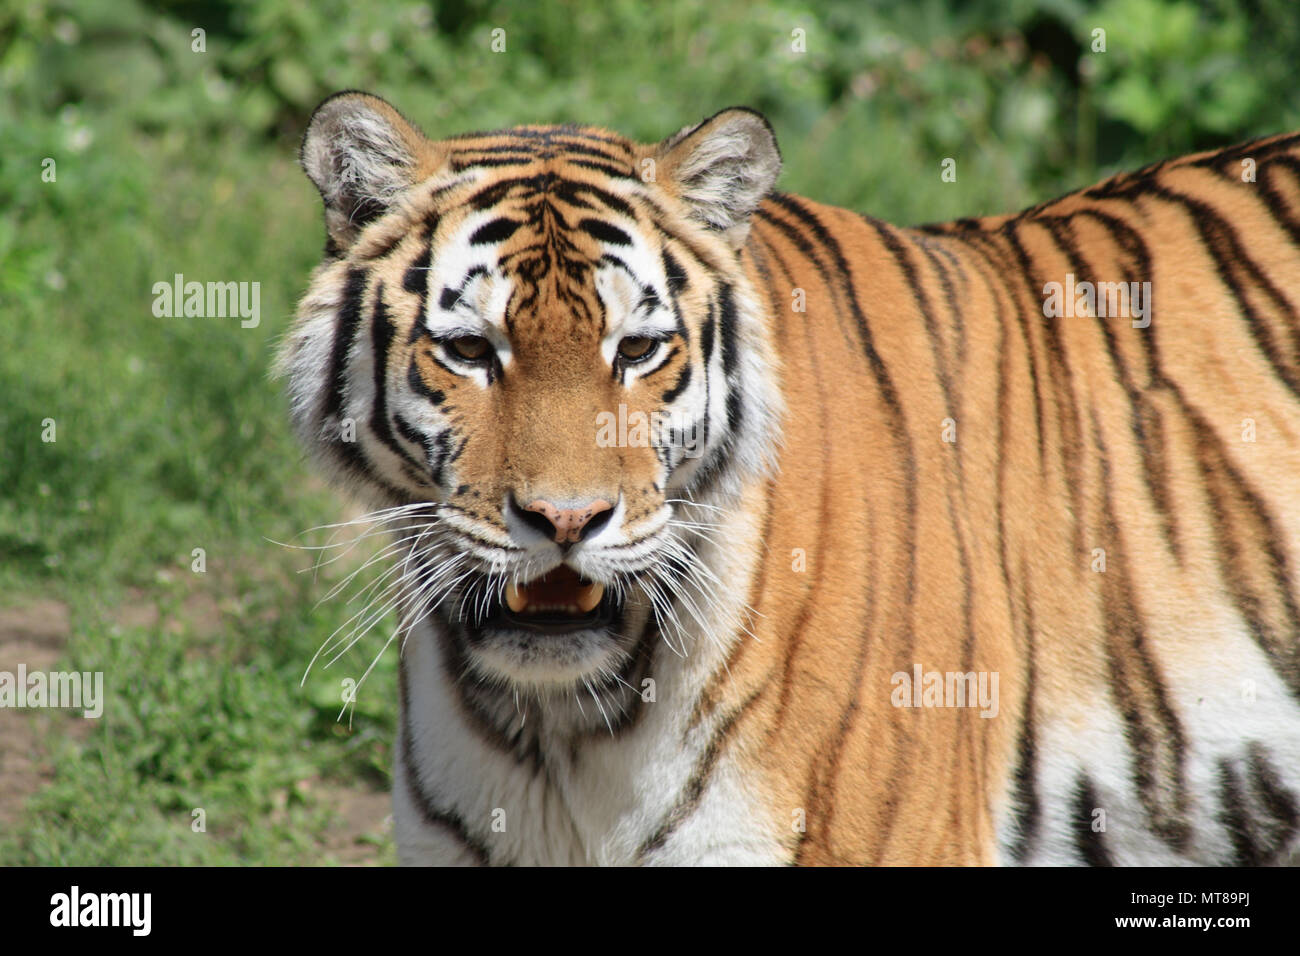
left=282, top=94, right=1300, bottom=865
left=737, top=135, right=1300, bottom=864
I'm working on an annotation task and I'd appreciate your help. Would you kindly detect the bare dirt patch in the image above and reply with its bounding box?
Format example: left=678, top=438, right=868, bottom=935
left=320, top=783, right=393, bottom=865
left=0, top=599, right=84, bottom=829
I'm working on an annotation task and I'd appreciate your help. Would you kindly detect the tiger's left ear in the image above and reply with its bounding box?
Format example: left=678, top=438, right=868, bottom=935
left=653, top=107, right=782, bottom=248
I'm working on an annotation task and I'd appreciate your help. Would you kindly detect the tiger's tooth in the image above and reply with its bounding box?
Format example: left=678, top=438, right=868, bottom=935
left=576, top=581, right=605, bottom=613
left=505, top=582, right=527, bottom=613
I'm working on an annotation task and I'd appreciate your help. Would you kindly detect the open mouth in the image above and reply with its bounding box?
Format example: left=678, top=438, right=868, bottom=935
left=469, top=565, right=618, bottom=634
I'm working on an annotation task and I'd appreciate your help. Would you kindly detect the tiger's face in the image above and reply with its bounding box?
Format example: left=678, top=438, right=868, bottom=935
left=281, top=93, right=783, bottom=694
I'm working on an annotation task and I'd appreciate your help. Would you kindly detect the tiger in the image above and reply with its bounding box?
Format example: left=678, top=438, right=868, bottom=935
left=278, top=90, right=1300, bottom=866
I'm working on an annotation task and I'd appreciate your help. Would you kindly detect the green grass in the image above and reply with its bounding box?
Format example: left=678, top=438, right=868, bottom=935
left=0, top=123, right=405, bottom=865
left=3, top=577, right=402, bottom=865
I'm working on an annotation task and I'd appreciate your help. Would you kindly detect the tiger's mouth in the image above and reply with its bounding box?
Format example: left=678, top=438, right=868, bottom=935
left=467, top=565, right=619, bottom=634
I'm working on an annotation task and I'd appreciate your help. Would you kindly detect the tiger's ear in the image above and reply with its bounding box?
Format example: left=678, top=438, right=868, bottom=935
left=654, top=107, right=782, bottom=248
left=300, top=91, right=442, bottom=250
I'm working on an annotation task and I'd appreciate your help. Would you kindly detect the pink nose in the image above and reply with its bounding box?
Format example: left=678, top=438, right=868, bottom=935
left=524, top=499, right=613, bottom=544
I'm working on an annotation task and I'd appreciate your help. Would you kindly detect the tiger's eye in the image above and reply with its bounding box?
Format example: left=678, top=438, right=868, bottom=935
left=447, top=335, right=492, bottom=361
left=618, top=336, right=656, bottom=361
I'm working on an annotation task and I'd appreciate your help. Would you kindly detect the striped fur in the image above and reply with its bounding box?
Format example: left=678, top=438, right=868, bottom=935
left=279, top=91, right=1300, bottom=865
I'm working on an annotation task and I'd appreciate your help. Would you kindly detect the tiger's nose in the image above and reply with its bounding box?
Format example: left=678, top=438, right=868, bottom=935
left=513, top=497, right=614, bottom=544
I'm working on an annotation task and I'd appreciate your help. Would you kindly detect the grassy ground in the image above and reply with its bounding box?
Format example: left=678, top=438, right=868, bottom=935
left=0, top=134, right=404, bottom=864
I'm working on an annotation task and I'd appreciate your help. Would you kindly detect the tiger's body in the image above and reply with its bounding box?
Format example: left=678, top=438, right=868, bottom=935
left=281, top=92, right=1300, bottom=865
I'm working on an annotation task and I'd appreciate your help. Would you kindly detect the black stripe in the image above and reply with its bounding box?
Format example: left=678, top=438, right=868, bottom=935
left=393, top=413, right=451, bottom=487
left=358, top=225, right=411, bottom=262
left=984, top=226, right=1050, bottom=469
left=469, top=217, right=521, bottom=245
left=1254, top=155, right=1300, bottom=248
left=1186, top=130, right=1300, bottom=175
left=436, top=265, right=491, bottom=314
left=662, top=248, right=688, bottom=295
left=1005, top=583, right=1041, bottom=863
left=451, top=137, right=632, bottom=166
left=403, top=244, right=431, bottom=296
left=445, top=123, right=625, bottom=144
left=1247, top=743, right=1300, bottom=858
left=1217, top=758, right=1263, bottom=865
left=754, top=206, right=837, bottom=291
left=1071, top=776, right=1113, bottom=866
left=758, top=239, right=837, bottom=862
left=716, top=283, right=739, bottom=377
left=567, top=157, right=636, bottom=178
left=324, top=267, right=369, bottom=421
left=1073, top=200, right=1300, bottom=704
left=935, top=227, right=1025, bottom=723
left=876, top=227, right=978, bottom=689
left=762, top=196, right=920, bottom=853
left=544, top=139, right=634, bottom=165
left=451, top=156, right=536, bottom=171
left=1194, top=416, right=1300, bottom=703
left=661, top=359, right=692, bottom=403
left=1092, top=409, right=1191, bottom=850
left=554, top=179, right=636, bottom=218
left=466, top=175, right=554, bottom=210
left=407, top=359, right=447, bottom=406
left=869, top=218, right=956, bottom=409
left=1146, top=183, right=1300, bottom=398
left=398, top=657, right=492, bottom=864
left=597, top=253, right=632, bottom=275
left=319, top=267, right=408, bottom=499
left=369, top=283, right=433, bottom=483
left=715, top=283, right=744, bottom=437
left=579, top=218, right=632, bottom=246
left=683, top=299, right=717, bottom=489
left=428, top=431, right=452, bottom=486
left=1036, top=214, right=1129, bottom=561
left=635, top=688, right=763, bottom=860
left=1038, top=214, right=1182, bottom=565
left=451, top=143, right=542, bottom=156
left=765, top=190, right=919, bottom=580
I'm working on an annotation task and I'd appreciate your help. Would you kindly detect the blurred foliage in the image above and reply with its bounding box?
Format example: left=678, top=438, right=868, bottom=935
left=4, top=0, right=1300, bottom=220
left=1, top=0, right=1298, bottom=864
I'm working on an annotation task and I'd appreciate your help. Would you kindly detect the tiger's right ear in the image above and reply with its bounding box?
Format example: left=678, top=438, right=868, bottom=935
left=653, top=107, right=782, bottom=248
left=300, top=91, right=443, bottom=251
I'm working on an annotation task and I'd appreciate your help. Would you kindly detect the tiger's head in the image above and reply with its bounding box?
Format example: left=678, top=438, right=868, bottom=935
left=280, top=92, right=783, bottom=697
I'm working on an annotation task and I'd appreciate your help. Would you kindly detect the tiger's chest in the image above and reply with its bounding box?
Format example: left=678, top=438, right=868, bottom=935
left=392, top=613, right=790, bottom=865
